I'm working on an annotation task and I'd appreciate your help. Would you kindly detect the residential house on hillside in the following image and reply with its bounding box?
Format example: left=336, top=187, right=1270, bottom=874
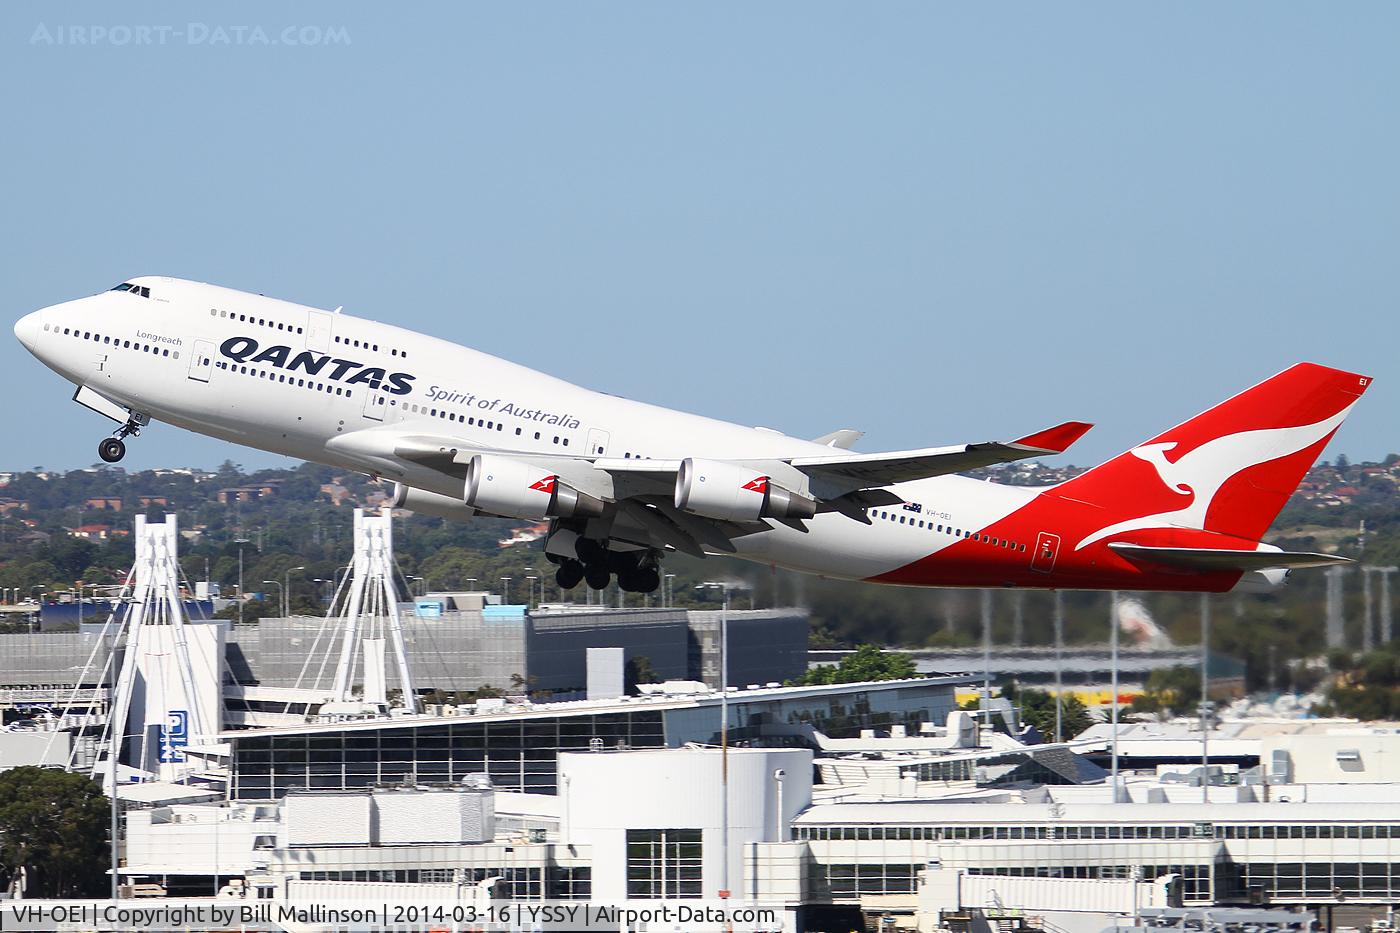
left=85, top=497, right=123, bottom=511
left=217, top=480, right=282, bottom=504
left=68, top=524, right=125, bottom=541
left=319, top=483, right=353, bottom=506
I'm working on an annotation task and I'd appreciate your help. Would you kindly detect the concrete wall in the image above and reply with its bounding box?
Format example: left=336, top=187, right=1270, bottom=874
left=0, top=730, right=71, bottom=770
left=1264, top=732, right=1400, bottom=785
left=561, top=746, right=812, bottom=901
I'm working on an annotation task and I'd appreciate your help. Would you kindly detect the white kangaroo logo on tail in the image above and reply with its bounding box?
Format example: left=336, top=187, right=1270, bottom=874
left=1075, top=405, right=1354, bottom=551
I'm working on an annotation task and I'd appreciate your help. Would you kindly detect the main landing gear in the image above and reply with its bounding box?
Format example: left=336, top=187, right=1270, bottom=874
left=551, top=540, right=662, bottom=594
left=97, top=418, right=143, bottom=464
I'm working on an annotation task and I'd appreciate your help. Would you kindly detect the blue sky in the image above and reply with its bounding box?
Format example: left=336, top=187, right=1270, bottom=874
left=2, top=3, right=1396, bottom=472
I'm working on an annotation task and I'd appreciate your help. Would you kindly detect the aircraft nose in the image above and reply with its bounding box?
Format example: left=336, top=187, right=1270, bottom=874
left=13, top=310, right=42, bottom=353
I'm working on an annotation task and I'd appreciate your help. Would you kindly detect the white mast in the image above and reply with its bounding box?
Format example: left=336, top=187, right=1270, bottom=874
left=98, top=514, right=223, bottom=786
left=329, top=508, right=417, bottom=713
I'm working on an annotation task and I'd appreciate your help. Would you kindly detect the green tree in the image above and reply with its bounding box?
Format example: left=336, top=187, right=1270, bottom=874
left=998, top=682, right=1095, bottom=740
left=1328, top=644, right=1400, bottom=720
left=1130, top=665, right=1202, bottom=717
left=793, top=644, right=917, bottom=685
left=0, top=767, right=110, bottom=897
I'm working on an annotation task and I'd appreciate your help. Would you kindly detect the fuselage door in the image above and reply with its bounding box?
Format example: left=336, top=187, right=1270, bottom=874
left=187, top=340, right=215, bottom=383
left=306, top=310, right=333, bottom=353
left=1031, top=532, right=1060, bottom=573
left=362, top=387, right=388, bottom=421
left=586, top=428, right=610, bottom=457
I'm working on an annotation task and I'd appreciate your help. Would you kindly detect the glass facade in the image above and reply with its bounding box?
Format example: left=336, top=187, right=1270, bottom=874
left=231, top=710, right=666, bottom=799
left=967, top=864, right=1212, bottom=902
left=626, top=829, right=703, bottom=899
left=808, top=862, right=918, bottom=897
left=795, top=821, right=1400, bottom=905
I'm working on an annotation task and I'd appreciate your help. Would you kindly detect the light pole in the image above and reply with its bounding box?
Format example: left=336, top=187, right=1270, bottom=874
left=697, top=581, right=732, bottom=899
left=500, top=576, right=512, bottom=604
left=1053, top=590, right=1064, bottom=743
left=261, top=581, right=283, bottom=619
left=284, top=566, right=305, bottom=617
left=664, top=574, right=676, bottom=609
left=1109, top=591, right=1120, bottom=802
left=235, top=538, right=249, bottom=624
left=526, top=575, right=538, bottom=609
left=408, top=576, right=424, bottom=599
left=1200, top=592, right=1211, bottom=805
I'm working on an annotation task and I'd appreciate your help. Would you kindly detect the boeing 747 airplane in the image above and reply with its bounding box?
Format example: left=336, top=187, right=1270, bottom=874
left=13, top=277, right=1370, bottom=595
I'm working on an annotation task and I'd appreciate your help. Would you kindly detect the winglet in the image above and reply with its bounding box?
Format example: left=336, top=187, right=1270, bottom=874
left=1011, top=421, right=1093, bottom=454
left=811, top=429, right=864, bottom=449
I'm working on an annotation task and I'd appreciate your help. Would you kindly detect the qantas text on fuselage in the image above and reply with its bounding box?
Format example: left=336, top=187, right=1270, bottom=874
left=13, top=276, right=1370, bottom=596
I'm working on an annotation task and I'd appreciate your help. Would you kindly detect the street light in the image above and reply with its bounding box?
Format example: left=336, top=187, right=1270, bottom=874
left=408, top=575, right=424, bottom=599
left=234, top=538, right=249, bottom=624
left=664, top=574, right=676, bottom=609
left=500, top=576, right=512, bottom=604
left=261, top=580, right=283, bottom=618
left=525, top=575, right=538, bottom=609
left=285, top=566, right=305, bottom=617
left=696, top=580, right=732, bottom=900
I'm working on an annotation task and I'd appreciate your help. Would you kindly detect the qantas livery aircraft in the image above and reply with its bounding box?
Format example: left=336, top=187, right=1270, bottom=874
left=13, top=277, right=1371, bottom=595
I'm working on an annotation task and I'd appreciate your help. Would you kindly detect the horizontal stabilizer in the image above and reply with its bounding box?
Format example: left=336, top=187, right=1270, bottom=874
left=1109, top=542, right=1351, bottom=572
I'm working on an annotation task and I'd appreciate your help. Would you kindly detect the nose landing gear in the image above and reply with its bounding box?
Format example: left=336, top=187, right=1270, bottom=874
left=97, top=418, right=143, bottom=464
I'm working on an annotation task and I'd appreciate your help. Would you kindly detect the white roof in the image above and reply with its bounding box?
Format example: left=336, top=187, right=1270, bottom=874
left=117, top=781, right=222, bottom=804
left=794, top=799, right=1400, bottom=824
left=217, top=675, right=971, bottom=740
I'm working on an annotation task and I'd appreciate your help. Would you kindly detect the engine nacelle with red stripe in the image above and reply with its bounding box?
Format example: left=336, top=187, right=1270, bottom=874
left=674, top=457, right=816, bottom=522
left=465, top=454, right=605, bottom=521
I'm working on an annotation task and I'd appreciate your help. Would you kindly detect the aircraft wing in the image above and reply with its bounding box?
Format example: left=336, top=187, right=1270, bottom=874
left=787, top=421, right=1093, bottom=491
left=328, top=419, right=1091, bottom=555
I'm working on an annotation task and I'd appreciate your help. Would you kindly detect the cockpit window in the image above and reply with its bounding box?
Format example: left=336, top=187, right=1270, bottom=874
left=110, top=282, right=151, bottom=298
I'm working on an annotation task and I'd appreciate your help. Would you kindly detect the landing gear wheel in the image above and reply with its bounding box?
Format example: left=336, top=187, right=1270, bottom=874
left=635, top=568, right=661, bottom=593
left=555, top=560, right=585, bottom=590
left=618, top=568, right=662, bottom=594
left=98, top=437, right=126, bottom=463
left=576, top=538, right=607, bottom=566
left=584, top=563, right=612, bottom=591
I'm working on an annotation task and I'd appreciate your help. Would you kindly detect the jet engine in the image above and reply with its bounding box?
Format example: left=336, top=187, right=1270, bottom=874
left=464, top=454, right=605, bottom=521
left=390, top=482, right=479, bottom=522
left=674, top=458, right=816, bottom=522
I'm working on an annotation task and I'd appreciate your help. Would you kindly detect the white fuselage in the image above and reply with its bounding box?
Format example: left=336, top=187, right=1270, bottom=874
left=15, top=276, right=1036, bottom=583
